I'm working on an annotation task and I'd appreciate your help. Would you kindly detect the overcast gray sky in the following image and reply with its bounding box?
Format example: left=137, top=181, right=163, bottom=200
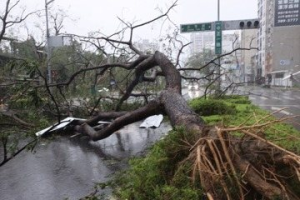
left=11, top=0, right=257, bottom=40
left=54, top=0, right=258, bottom=33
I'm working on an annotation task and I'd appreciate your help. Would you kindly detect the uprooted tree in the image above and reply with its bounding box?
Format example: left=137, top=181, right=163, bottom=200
left=40, top=3, right=299, bottom=199
left=1, top=1, right=300, bottom=199
left=70, top=48, right=300, bottom=197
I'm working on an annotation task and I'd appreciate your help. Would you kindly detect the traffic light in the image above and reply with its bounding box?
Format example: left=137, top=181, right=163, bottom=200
left=223, top=18, right=260, bottom=30
left=254, top=20, right=259, bottom=27
left=239, top=20, right=260, bottom=29
left=239, top=21, right=245, bottom=28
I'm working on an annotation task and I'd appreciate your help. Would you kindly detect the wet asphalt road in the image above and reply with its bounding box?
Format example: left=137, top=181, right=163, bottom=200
left=235, top=86, right=300, bottom=130
left=0, top=122, right=171, bottom=200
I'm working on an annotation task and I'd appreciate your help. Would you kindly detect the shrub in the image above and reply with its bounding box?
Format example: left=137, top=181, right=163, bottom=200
left=189, top=98, right=236, bottom=116
left=219, top=95, right=251, bottom=104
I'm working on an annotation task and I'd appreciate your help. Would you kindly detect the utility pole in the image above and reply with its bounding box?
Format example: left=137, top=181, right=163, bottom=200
left=217, top=0, right=220, bottom=21
left=45, top=0, right=54, bottom=84
left=216, top=0, right=221, bottom=93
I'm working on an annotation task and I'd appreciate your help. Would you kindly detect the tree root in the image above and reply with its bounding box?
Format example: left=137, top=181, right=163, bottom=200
left=183, top=125, right=300, bottom=200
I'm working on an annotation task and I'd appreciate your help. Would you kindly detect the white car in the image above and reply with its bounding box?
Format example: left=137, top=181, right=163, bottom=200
left=188, top=83, right=199, bottom=90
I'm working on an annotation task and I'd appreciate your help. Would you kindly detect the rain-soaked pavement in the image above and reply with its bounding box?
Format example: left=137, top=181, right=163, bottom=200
left=235, top=86, right=300, bottom=130
left=0, top=122, right=171, bottom=200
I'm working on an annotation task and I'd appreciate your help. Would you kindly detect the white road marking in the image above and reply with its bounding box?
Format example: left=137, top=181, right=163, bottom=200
left=294, top=96, right=300, bottom=100
left=260, top=96, right=268, bottom=100
left=271, top=96, right=281, bottom=100
left=282, top=96, right=295, bottom=100
left=259, top=105, right=299, bottom=107
left=271, top=107, right=292, bottom=115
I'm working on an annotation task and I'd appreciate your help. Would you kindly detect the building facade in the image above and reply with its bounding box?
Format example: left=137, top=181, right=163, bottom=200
left=189, top=32, right=241, bottom=54
left=257, top=0, right=300, bottom=86
left=189, top=32, right=215, bottom=54
left=134, top=39, right=160, bottom=54
left=240, top=29, right=259, bottom=83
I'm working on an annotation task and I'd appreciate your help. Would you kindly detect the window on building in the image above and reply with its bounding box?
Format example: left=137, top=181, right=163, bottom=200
left=275, top=73, right=284, bottom=78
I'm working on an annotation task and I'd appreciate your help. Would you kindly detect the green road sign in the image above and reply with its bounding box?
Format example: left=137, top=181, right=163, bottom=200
left=180, top=23, right=212, bottom=33
left=215, top=21, right=222, bottom=55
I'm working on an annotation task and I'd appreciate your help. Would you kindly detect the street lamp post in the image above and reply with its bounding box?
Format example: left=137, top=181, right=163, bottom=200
left=45, top=0, right=54, bottom=84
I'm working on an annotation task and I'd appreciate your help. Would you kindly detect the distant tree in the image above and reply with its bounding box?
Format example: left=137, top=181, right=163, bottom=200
left=0, top=0, right=34, bottom=43
left=10, top=36, right=42, bottom=60
left=0, top=1, right=45, bottom=167
left=50, top=9, right=69, bottom=36
left=185, top=49, right=215, bottom=77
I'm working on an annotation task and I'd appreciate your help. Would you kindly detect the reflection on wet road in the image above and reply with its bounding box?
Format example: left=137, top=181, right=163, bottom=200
left=182, top=88, right=203, bottom=100
left=235, top=86, right=300, bottom=130
left=0, top=122, right=171, bottom=200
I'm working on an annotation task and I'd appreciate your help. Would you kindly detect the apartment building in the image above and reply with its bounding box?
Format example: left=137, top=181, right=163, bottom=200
left=257, top=0, right=300, bottom=86
left=241, top=29, right=259, bottom=82
left=189, top=32, right=241, bottom=54
left=189, top=32, right=215, bottom=54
